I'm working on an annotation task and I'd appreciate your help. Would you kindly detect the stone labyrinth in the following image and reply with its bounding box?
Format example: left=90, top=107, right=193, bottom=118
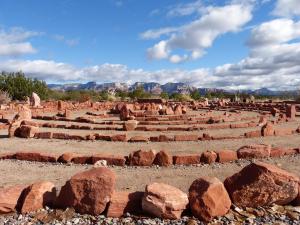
left=0, top=97, right=300, bottom=224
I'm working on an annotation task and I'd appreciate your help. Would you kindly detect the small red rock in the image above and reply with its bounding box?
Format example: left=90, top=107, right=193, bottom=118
left=107, top=191, right=144, bottom=217
left=20, top=181, right=56, bottom=214
left=200, top=151, right=217, bottom=164
left=189, top=177, right=231, bottom=222
left=153, top=150, right=173, bottom=167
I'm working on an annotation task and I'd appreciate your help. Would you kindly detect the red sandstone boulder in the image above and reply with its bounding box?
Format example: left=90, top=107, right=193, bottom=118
left=200, top=151, right=217, bottom=164
left=34, top=132, right=53, bottom=139
left=286, top=104, right=296, bottom=120
left=224, top=162, right=299, bottom=207
left=123, top=120, right=138, bottom=131
left=16, top=125, right=39, bottom=138
left=0, top=185, right=27, bottom=214
left=107, top=191, right=144, bottom=217
left=174, top=105, right=183, bottom=115
left=153, top=150, right=173, bottom=167
left=173, top=155, right=201, bottom=165
left=237, top=144, right=271, bottom=159
left=216, top=150, right=237, bottom=163
left=129, top=150, right=156, bottom=166
left=8, top=120, right=22, bottom=137
left=71, top=155, right=92, bottom=164
left=19, top=181, right=56, bottom=213
left=58, top=153, right=79, bottom=163
left=17, top=106, right=32, bottom=121
left=142, top=183, right=188, bottom=219
left=292, top=184, right=300, bottom=206
left=15, top=152, right=57, bottom=162
left=158, top=135, right=174, bottom=142
left=165, top=106, right=174, bottom=115
left=261, top=122, right=274, bottom=136
left=56, top=168, right=115, bottom=215
left=189, top=177, right=231, bottom=222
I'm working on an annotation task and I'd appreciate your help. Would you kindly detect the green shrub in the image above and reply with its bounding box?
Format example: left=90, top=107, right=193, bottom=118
left=0, top=71, right=49, bottom=100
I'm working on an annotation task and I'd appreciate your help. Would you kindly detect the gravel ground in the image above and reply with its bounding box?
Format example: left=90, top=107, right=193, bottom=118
left=0, top=204, right=300, bottom=225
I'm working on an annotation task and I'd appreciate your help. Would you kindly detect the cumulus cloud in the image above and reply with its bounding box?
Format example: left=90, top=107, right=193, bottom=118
left=212, top=16, right=300, bottom=90
left=247, top=19, right=300, bottom=47
left=273, top=0, right=300, bottom=17
left=0, top=27, right=40, bottom=56
left=144, top=3, right=253, bottom=63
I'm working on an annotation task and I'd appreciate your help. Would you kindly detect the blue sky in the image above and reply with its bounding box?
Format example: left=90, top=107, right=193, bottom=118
left=0, top=0, right=300, bottom=90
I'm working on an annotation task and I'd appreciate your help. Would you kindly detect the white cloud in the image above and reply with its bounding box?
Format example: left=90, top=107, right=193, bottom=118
left=140, top=27, right=178, bottom=40
left=0, top=27, right=40, bottom=56
left=147, top=41, right=169, bottom=60
left=273, top=0, right=300, bottom=17
left=247, top=19, right=300, bottom=47
left=169, top=54, right=188, bottom=64
left=144, top=3, right=253, bottom=63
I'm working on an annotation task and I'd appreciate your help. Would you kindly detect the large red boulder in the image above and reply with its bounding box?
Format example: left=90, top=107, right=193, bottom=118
left=237, top=144, right=271, bottom=159
left=292, top=184, right=300, bottom=206
left=107, top=191, right=144, bottom=217
left=19, top=181, right=56, bottom=213
left=189, top=177, right=231, bottom=222
left=153, top=150, right=173, bottom=167
left=142, top=183, right=188, bottom=219
left=0, top=185, right=27, bottom=214
left=56, top=168, right=115, bottom=215
left=16, top=125, right=39, bottom=138
left=224, top=162, right=299, bottom=207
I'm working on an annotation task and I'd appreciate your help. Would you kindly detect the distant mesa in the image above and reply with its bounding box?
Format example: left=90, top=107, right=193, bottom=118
left=47, top=81, right=297, bottom=96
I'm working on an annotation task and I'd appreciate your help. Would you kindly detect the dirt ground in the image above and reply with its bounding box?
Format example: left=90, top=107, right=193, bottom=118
left=0, top=155, right=299, bottom=193
left=0, top=108, right=300, bottom=194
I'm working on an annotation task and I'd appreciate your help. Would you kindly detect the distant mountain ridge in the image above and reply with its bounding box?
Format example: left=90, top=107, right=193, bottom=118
left=48, top=82, right=298, bottom=96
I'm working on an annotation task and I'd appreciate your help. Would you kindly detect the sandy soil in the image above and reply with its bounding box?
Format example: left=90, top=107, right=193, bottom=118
left=0, top=155, right=299, bottom=193
left=1, top=108, right=299, bottom=196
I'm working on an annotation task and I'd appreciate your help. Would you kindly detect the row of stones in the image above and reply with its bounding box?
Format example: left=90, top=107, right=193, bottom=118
left=30, top=113, right=255, bottom=125
left=1, top=144, right=299, bottom=167
left=14, top=122, right=300, bottom=143
left=34, top=119, right=260, bottom=132
left=1, top=162, right=300, bottom=222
